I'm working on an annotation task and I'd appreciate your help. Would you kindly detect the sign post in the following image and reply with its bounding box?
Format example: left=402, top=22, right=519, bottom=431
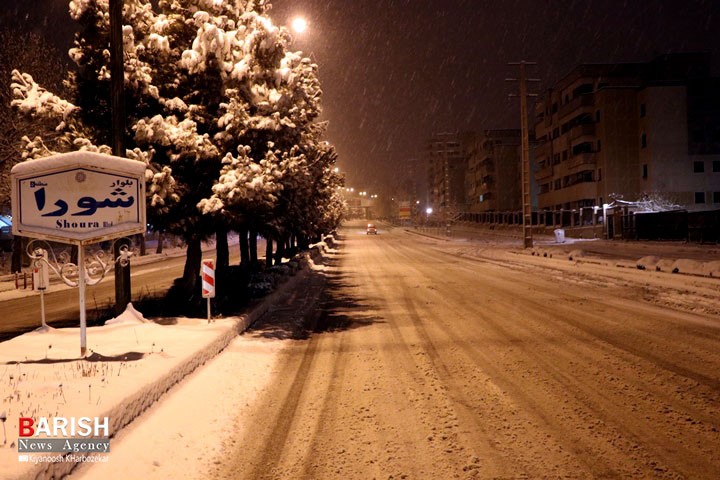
left=32, top=249, right=50, bottom=329
left=201, top=259, right=215, bottom=323
left=11, top=152, right=146, bottom=356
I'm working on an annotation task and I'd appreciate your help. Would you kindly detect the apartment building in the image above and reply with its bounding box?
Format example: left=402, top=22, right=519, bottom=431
left=534, top=53, right=720, bottom=212
left=426, top=131, right=474, bottom=209
left=466, top=129, right=523, bottom=213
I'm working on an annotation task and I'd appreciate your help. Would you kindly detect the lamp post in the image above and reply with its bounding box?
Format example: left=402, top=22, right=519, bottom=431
left=109, top=0, right=132, bottom=313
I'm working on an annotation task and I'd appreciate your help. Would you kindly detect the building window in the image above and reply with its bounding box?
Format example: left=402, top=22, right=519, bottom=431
left=641, top=133, right=647, bottom=148
left=573, top=142, right=593, bottom=155
left=713, top=160, right=720, bottom=172
left=597, top=168, right=602, bottom=181
left=714, top=192, right=720, bottom=204
left=642, top=164, right=648, bottom=179
left=640, top=103, right=646, bottom=117
left=562, top=150, right=568, bottom=161
left=694, top=161, right=705, bottom=173
left=695, top=192, right=706, bottom=204
left=595, top=110, right=601, bottom=122
left=554, top=179, right=562, bottom=190
left=597, top=140, right=602, bottom=151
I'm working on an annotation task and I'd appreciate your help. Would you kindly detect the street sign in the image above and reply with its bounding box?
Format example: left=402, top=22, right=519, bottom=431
left=202, top=260, right=215, bottom=299
left=202, top=259, right=215, bottom=324
left=399, top=201, right=412, bottom=219
left=11, top=151, right=146, bottom=245
left=11, top=151, right=147, bottom=355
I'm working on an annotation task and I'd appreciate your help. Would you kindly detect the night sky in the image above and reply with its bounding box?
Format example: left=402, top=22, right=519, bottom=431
left=4, top=0, right=720, bottom=198
left=270, top=0, right=720, bottom=198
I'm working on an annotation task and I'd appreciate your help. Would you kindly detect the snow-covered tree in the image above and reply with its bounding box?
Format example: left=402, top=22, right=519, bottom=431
left=10, top=0, right=342, bottom=302
left=0, top=29, right=68, bottom=211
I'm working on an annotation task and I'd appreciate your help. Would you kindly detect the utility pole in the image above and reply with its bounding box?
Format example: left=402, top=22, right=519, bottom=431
left=444, top=147, right=451, bottom=237
left=110, top=0, right=131, bottom=314
left=507, top=62, right=539, bottom=248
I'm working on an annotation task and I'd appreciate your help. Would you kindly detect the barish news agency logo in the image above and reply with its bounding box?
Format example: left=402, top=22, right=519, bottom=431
left=17, top=416, right=111, bottom=459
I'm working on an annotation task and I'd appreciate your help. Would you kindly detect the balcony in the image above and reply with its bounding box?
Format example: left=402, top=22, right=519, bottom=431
left=564, top=181, right=597, bottom=201
left=535, top=164, right=553, bottom=180
left=538, top=181, right=597, bottom=209
left=559, top=93, right=595, bottom=120
left=568, top=152, right=597, bottom=170
left=569, top=123, right=596, bottom=141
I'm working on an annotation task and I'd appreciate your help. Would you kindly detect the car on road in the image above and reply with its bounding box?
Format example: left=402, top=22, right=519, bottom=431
left=0, top=215, right=12, bottom=251
left=366, top=223, right=378, bottom=235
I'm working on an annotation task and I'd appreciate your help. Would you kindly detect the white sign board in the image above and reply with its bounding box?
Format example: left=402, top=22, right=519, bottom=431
left=11, top=152, right=146, bottom=245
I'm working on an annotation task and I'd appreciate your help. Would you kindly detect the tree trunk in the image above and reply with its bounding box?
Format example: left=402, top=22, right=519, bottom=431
left=11, top=235, right=23, bottom=273
left=114, top=239, right=131, bottom=315
left=156, top=232, right=164, bottom=254
left=265, top=237, right=273, bottom=268
left=299, top=235, right=309, bottom=250
left=274, top=234, right=288, bottom=265
left=238, top=227, right=249, bottom=266
left=182, top=236, right=202, bottom=296
left=249, top=230, right=258, bottom=265
left=138, top=234, right=146, bottom=256
left=216, top=227, right=229, bottom=271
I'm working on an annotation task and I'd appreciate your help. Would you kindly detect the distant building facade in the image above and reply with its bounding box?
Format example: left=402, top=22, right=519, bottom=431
left=534, top=53, right=720, bottom=213
left=466, top=129, right=523, bottom=213
left=426, top=131, right=474, bottom=209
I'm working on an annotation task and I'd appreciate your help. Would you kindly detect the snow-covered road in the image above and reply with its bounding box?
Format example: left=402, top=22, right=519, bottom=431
left=72, top=223, right=720, bottom=479
left=193, top=224, right=720, bottom=478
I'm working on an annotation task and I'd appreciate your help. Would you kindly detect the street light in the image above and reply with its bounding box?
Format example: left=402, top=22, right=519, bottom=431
left=291, top=17, right=308, bottom=34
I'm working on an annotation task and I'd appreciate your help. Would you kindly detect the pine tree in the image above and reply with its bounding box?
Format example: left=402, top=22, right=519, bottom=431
left=11, top=0, right=345, bottom=306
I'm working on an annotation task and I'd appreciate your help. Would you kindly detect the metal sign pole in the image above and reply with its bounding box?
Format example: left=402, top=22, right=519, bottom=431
left=40, top=291, right=46, bottom=329
left=78, top=244, right=87, bottom=356
left=32, top=249, right=49, bottom=329
left=40, top=290, right=46, bottom=328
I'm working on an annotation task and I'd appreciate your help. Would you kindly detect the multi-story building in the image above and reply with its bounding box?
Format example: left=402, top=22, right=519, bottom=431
left=534, top=53, right=720, bottom=213
left=426, top=131, right=474, bottom=209
left=466, top=130, right=523, bottom=213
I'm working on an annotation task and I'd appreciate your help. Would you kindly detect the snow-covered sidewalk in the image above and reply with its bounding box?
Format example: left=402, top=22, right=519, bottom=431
left=0, top=250, right=323, bottom=480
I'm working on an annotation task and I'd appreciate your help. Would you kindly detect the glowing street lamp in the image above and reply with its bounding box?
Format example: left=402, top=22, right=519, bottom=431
left=291, top=17, right=308, bottom=34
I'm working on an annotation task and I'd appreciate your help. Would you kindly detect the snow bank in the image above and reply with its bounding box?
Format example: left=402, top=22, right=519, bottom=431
left=702, top=261, right=720, bottom=277
left=568, top=249, right=585, bottom=261
left=0, top=269, right=313, bottom=480
left=637, top=256, right=661, bottom=270
left=104, top=303, right=147, bottom=325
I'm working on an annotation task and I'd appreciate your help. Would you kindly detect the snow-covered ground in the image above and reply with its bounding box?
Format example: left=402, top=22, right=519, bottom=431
left=0, top=232, right=336, bottom=480
left=1, top=226, right=718, bottom=479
